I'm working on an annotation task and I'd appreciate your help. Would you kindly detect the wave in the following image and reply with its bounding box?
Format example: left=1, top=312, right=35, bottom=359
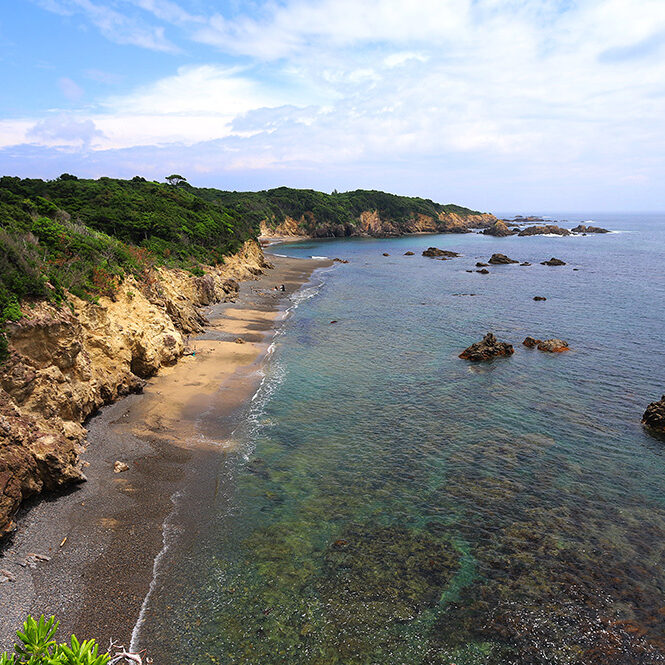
left=311, top=255, right=329, bottom=259
left=130, top=491, right=183, bottom=652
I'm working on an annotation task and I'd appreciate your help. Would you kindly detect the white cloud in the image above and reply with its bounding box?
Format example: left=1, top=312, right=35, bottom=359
left=58, top=77, right=84, bottom=100
left=7, top=0, right=665, bottom=208
left=33, top=0, right=179, bottom=51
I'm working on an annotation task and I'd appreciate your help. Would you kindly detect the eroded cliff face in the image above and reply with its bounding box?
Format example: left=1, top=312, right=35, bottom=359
left=0, top=240, right=270, bottom=536
left=259, top=211, right=496, bottom=238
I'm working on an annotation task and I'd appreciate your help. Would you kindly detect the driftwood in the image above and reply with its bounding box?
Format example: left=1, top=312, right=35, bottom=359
left=108, top=640, right=150, bottom=665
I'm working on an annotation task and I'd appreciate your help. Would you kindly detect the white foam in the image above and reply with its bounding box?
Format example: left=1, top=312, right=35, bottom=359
left=130, top=491, right=183, bottom=652
left=311, top=255, right=329, bottom=259
left=129, top=268, right=329, bottom=647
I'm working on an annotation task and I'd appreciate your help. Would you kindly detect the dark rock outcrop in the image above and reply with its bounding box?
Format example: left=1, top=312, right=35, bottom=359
left=518, top=225, right=570, bottom=236
left=476, top=269, right=490, bottom=274
left=422, top=247, right=460, bottom=258
left=333, top=258, right=349, bottom=263
left=520, top=262, right=531, bottom=266
left=523, top=336, right=541, bottom=348
left=476, top=262, right=489, bottom=267
left=459, top=333, right=514, bottom=361
left=533, top=296, right=547, bottom=301
left=382, top=253, right=390, bottom=256
left=642, top=396, right=665, bottom=432
left=571, top=224, right=610, bottom=234
left=489, top=253, right=518, bottom=265
left=541, top=257, right=566, bottom=266
left=482, top=221, right=515, bottom=237
left=537, top=339, right=569, bottom=352
left=404, top=251, right=414, bottom=255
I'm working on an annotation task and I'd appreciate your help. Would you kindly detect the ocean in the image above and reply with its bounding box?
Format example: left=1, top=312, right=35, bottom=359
left=134, top=213, right=665, bottom=664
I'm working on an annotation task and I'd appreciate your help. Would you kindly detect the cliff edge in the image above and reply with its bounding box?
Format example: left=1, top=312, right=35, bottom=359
left=0, top=240, right=270, bottom=536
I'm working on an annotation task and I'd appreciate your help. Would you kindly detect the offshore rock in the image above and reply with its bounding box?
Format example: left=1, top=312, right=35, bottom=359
left=541, top=257, right=566, bottom=266
left=642, top=396, right=665, bottom=432
left=523, top=336, right=542, bottom=348
left=533, top=296, right=547, bottom=301
left=422, top=247, right=460, bottom=258
left=489, top=253, right=519, bottom=265
left=571, top=224, right=610, bottom=234
left=404, top=251, right=415, bottom=255
left=537, top=339, right=569, bottom=352
left=476, top=269, right=490, bottom=274
left=518, top=225, right=570, bottom=236
left=459, top=333, right=514, bottom=361
left=482, top=221, right=515, bottom=237
left=476, top=262, right=489, bottom=267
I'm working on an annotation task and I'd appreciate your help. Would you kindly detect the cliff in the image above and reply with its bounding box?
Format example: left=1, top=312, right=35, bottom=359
left=0, top=240, right=270, bottom=536
left=259, top=210, right=497, bottom=239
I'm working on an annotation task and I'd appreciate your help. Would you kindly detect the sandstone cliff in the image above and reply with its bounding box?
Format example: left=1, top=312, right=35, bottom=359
left=259, top=210, right=496, bottom=239
left=0, top=240, right=270, bottom=536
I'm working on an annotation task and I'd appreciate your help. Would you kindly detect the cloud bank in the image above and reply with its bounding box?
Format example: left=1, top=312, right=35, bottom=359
left=4, top=0, right=665, bottom=210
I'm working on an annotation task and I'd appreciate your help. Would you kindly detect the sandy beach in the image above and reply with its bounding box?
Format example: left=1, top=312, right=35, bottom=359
left=0, top=253, right=330, bottom=652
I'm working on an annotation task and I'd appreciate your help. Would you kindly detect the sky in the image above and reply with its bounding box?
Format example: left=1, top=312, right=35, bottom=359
left=1, top=0, right=664, bottom=211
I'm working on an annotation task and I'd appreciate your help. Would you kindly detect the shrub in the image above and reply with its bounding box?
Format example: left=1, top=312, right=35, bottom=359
left=2, top=615, right=109, bottom=665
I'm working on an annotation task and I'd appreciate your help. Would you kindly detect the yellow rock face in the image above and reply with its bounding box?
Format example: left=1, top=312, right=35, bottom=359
left=0, top=240, right=269, bottom=535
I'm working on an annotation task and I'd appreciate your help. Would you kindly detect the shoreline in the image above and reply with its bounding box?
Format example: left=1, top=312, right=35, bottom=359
left=0, top=253, right=331, bottom=652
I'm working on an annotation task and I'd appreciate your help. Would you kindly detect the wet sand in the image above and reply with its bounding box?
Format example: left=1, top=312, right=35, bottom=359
left=0, top=254, right=330, bottom=651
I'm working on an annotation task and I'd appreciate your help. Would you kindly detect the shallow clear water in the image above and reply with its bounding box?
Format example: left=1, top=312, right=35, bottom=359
left=137, top=214, right=665, bottom=664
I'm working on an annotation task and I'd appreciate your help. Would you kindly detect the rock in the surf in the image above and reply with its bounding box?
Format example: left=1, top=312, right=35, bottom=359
left=537, top=339, right=569, bottom=352
left=541, top=257, right=566, bottom=266
left=642, top=396, right=665, bottom=432
left=571, top=224, right=610, bottom=234
left=482, top=221, right=515, bottom=237
left=459, top=333, right=514, bottom=361
left=489, top=253, right=519, bottom=265
left=422, top=247, right=460, bottom=258
left=523, top=336, right=541, bottom=348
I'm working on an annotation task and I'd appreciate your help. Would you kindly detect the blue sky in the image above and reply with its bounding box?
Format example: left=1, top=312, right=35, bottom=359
left=1, top=0, right=664, bottom=211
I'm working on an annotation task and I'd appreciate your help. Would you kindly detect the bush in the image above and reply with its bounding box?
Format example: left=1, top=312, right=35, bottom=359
left=1, top=615, right=109, bottom=665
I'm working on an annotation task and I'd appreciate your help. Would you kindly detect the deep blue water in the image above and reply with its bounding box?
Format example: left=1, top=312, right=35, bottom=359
left=136, top=214, right=665, bottom=664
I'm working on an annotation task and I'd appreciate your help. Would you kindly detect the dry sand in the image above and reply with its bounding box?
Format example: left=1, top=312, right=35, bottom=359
left=0, top=253, right=331, bottom=651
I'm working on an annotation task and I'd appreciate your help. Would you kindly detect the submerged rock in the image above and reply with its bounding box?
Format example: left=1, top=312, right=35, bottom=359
left=489, top=253, right=519, bottom=265
left=333, top=257, right=349, bottom=263
left=382, top=252, right=390, bottom=256
left=533, top=296, right=547, bottom=301
left=520, top=262, right=531, bottom=266
left=537, top=339, right=569, bottom=352
left=642, top=396, right=665, bottom=432
left=422, top=247, right=460, bottom=258
left=541, top=257, right=566, bottom=266
left=476, top=268, right=490, bottom=274
left=459, top=333, right=514, bottom=361
left=476, top=262, right=489, bottom=267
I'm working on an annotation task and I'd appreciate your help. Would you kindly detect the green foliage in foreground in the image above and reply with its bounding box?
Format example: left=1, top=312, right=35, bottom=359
left=1, top=615, right=109, bottom=665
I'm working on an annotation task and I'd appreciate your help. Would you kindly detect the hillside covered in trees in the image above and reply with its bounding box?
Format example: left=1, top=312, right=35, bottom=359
left=0, top=174, right=488, bottom=357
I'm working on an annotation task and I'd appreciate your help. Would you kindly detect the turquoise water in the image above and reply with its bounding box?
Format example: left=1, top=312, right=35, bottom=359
left=136, top=214, right=665, bottom=664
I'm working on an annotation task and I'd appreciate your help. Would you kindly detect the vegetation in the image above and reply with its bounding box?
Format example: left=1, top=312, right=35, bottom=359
left=0, top=173, right=482, bottom=360
left=1, top=615, right=109, bottom=665
left=195, top=186, right=481, bottom=232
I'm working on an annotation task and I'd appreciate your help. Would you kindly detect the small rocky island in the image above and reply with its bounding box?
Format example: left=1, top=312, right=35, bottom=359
left=459, top=333, right=514, bottom=361
left=422, top=247, right=460, bottom=258
left=642, top=396, right=665, bottom=432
